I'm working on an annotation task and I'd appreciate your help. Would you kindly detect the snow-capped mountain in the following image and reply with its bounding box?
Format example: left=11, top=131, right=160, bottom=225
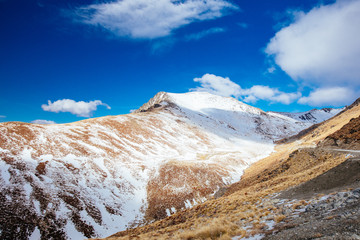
left=0, top=92, right=312, bottom=239
left=275, top=108, right=344, bottom=124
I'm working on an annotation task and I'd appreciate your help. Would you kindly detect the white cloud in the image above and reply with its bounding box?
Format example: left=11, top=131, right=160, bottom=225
left=185, top=27, right=225, bottom=41
left=42, top=99, right=111, bottom=117
left=298, top=87, right=356, bottom=107
left=191, top=73, right=300, bottom=104
left=31, top=120, right=56, bottom=124
left=0, top=115, right=5, bottom=118
left=242, top=85, right=301, bottom=105
left=192, top=73, right=242, bottom=97
left=75, top=0, right=238, bottom=39
left=265, top=0, right=360, bottom=86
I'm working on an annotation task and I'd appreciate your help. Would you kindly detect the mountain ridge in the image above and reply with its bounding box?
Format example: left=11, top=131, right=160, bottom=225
left=274, top=107, right=344, bottom=124
left=104, top=95, right=360, bottom=240
left=0, top=91, right=345, bottom=239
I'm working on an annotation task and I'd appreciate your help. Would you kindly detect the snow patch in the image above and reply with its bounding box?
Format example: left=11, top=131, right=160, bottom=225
left=29, top=227, right=41, bottom=240
left=0, top=162, right=11, bottom=185
left=65, top=221, right=86, bottom=240
left=166, top=209, right=171, bottom=217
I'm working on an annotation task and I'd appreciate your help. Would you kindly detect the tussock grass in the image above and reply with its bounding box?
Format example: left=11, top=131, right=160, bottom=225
left=274, top=215, right=286, bottom=223
left=176, top=219, right=233, bottom=240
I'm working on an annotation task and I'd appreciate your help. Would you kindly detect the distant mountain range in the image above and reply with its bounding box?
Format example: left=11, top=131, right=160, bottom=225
left=275, top=107, right=344, bottom=124
left=0, top=91, right=343, bottom=239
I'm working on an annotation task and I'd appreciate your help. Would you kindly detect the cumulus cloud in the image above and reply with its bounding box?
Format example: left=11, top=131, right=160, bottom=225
left=265, top=0, right=360, bottom=86
left=42, top=99, right=111, bottom=117
left=31, top=120, right=56, bottom=124
left=191, top=74, right=300, bottom=104
left=192, top=73, right=242, bottom=97
left=242, top=85, right=301, bottom=105
left=298, top=87, right=356, bottom=107
left=75, top=0, right=238, bottom=39
left=185, top=27, right=226, bottom=41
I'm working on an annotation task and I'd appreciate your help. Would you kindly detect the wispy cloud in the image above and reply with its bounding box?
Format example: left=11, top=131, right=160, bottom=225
left=237, top=22, right=248, bottom=29
left=74, top=0, right=238, bottom=39
left=150, top=38, right=177, bottom=54
left=267, top=66, right=276, bottom=74
left=191, top=73, right=300, bottom=105
left=0, top=115, right=5, bottom=118
left=42, top=99, right=111, bottom=117
left=31, top=119, right=56, bottom=124
left=185, top=27, right=226, bottom=41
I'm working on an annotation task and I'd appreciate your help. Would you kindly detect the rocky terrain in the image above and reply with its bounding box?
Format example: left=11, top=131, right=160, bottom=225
left=320, top=115, right=360, bottom=150
left=265, top=157, right=360, bottom=240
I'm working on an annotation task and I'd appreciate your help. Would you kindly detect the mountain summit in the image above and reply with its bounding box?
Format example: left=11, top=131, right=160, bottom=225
left=136, top=91, right=311, bottom=140
left=0, top=92, right=332, bottom=239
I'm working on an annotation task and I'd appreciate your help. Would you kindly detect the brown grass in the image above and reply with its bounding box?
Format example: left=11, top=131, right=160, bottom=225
left=176, top=219, right=233, bottom=240
left=274, top=215, right=286, bottom=223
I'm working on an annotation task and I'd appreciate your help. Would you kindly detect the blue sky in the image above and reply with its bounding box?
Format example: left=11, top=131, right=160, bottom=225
left=1, top=0, right=359, bottom=124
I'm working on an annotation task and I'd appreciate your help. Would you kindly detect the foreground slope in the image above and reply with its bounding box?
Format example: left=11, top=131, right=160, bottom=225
left=105, top=97, right=360, bottom=240
left=0, top=92, right=310, bottom=239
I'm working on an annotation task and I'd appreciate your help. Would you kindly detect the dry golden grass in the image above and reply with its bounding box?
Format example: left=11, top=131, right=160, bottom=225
left=300, top=102, right=360, bottom=145
left=274, top=215, right=286, bottom=223
left=292, top=200, right=308, bottom=210
left=175, top=219, right=234, bottom=240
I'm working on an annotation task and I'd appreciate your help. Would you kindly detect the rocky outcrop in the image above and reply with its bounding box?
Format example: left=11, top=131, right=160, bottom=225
left=133, top=92, right=171, bottom=113
left=320, top=115, right=360, bottom=149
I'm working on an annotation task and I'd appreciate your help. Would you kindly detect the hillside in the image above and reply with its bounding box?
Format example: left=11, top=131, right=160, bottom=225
left=0, top=92, right=313, bottom=239
left=103, top=97, right=360, bottom=240
left=319, top=115, right=360, bottom=149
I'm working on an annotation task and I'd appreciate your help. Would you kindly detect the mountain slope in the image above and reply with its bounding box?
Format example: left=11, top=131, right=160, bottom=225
left=319, top=115, right=360, bottom=149
left=104, top=97, right=360, bottom=240
left=275, top=107, right=343, bottom=124
left=0, top=92, right=312, bottom=239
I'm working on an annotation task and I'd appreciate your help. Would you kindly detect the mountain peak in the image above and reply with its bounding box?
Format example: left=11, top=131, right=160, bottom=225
left=134, top=91, right=171, bottom=113
left=134, top=91, right=263, bottom=115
